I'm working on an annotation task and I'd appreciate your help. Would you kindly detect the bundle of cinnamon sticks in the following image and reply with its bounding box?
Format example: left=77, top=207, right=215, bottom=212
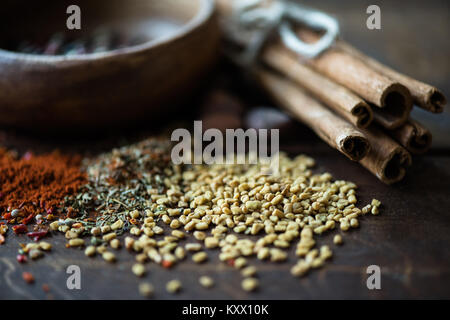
left=217, top=0, right=446, bottom=184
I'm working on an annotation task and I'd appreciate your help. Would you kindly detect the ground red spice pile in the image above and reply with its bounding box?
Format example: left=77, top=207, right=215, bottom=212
left=0, top=148, right=86, bottom=225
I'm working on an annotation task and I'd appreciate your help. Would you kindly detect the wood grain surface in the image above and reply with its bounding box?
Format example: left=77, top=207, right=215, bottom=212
left=1, top=0, right=450, bottom=299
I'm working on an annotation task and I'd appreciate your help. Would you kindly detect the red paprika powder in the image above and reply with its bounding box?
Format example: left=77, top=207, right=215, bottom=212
left=0, top=148, right=86, bottom=224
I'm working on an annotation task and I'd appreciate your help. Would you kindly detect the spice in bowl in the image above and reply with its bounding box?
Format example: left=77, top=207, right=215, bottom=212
left=2, top=28, right=147, bottom=56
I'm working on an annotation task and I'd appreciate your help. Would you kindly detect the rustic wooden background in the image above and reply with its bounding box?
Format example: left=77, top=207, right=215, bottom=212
left=1, top=0, right=450, bottom=299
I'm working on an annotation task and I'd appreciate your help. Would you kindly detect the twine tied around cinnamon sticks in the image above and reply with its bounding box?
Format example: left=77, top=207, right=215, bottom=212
left=225, top=0, right=339, bottom=66
left=217, top=0, right=447, bottom=184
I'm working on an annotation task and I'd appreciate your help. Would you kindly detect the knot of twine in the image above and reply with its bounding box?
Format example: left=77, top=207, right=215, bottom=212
left=229, top=0, right=340, bottom=67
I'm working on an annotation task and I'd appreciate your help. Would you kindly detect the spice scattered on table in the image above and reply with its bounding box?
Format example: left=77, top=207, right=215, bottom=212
left=132, top=263, right=146, bottom=277
left=166, top=279, right=182, bottom=294
left=199, top=276, right=214, bottom=289
left=0, top=148, right=86, bottom=233
left=102, top=251, right=116, bottom=263
left=241, top=266, right=257, bottom=277
left=61, top=138, right=173, bottom=237
left=333, top=234, right=343, bottom=245
left=1, top=137, right=382, bottom=296
left=22, top=272, right=35, bottom=284
left=139, top=282, right=154, bottom=298
left=242, top=278, right=259, bottom=292
left=16, top=254, right=27, bottom=263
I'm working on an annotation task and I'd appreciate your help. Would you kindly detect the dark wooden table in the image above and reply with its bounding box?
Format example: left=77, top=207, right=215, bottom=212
left=1, top=0, right=450, bottom=299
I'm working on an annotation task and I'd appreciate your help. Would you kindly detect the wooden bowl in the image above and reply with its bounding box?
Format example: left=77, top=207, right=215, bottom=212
left=0, top=0, right=219, bottom=131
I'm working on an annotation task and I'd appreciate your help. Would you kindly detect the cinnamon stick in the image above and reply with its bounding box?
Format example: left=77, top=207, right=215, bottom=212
left=256, top=68, right=370, bottom=161
left=263, top=44, right=373, bottom=128
left=389, top=119, right=432, bottom=154
left=338, top=42, right=447, bottom=113
left=215, top=0, right=413, bottom=129
left=360, top=126, right=412, bottom=184
left=295, top=29, right=413, bottom=130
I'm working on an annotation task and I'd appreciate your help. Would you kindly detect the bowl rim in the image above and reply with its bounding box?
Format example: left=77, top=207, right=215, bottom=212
left=0, top=0, right=215, bottom=63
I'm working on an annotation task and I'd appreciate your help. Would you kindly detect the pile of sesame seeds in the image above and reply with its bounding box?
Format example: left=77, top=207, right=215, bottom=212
left=12, top=138, right=381, bottom=297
